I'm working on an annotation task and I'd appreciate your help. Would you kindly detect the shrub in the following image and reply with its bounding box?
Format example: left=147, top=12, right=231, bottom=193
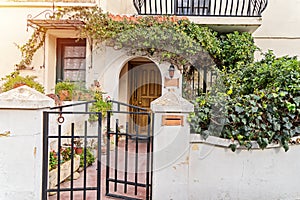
left=89, top=90, right=112, bottom=121
left=1, top=71, right=44, bottom=93
left=188, top=51, right=300, bottom=151
left=79, top=148, right=95, bottom=167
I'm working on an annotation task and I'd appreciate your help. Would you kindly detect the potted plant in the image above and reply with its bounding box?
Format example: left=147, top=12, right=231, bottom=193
left=74, top=139, right=83, bottom=155
left=89, top=91, right=112, bottom=121
left=54, top=81, right=75, bottom=101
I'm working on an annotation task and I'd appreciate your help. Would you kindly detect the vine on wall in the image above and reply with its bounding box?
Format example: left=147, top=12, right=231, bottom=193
left=16, top=27, right=46, bottom=70
left=18, top=6, right=298, bottom=152
left=17, top=6, right=256, bottom=72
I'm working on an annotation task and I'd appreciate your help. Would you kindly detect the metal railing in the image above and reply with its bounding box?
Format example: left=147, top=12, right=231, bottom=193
left=133, top=0, right=268, bottom=17
left=182, top=65, right=218, bottom=100
left=108, top=99, right=148, bottom=112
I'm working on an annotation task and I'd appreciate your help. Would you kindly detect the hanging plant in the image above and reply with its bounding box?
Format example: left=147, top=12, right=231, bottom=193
left=15, top=27, right=46, bottom=70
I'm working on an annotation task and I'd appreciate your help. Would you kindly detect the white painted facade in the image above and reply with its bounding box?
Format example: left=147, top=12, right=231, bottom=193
left=0, top=1, right=300, bottom=200
left=253, top=0, right=300, bottom=58
left=0, top=0, right=299, bottom=95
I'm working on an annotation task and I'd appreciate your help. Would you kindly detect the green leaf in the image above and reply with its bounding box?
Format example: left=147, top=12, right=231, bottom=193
left=251, top=107, right=258, bottom=113
left=273, top=122, right=281, bottom=131
left=229, top=144, right=237, bottom=152
left=284, top=122, right=293, bottom=130
left=235, top=105, right=244, bottom=114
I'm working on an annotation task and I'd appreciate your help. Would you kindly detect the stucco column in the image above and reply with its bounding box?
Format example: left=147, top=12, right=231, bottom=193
left=151, top=91, right=193, bottom=200
left=0, top=86, right=54, bottom=200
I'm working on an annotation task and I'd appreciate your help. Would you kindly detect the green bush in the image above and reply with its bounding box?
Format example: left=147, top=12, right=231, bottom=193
left=188, top=51, right=300, bottom=151
left=1, top=71, right=44, bottom=93
left=219, top=31, right=257, bottom=70
left=89, top=90, right=112, bottom=121
left=79, top=148, right=95, bottom=167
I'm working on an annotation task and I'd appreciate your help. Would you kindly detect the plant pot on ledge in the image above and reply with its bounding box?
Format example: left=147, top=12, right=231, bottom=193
left=49, top=154, right=80, bottom=189
left=55, top=81, right=75, bottom=101
left=58, top=90, right=71, bottom=101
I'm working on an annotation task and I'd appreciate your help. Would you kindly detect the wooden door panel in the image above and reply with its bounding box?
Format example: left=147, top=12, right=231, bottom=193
left=128, top=62, right=162, bottom=134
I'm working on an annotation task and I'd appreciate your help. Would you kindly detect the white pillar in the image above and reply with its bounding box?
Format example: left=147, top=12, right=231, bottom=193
left=151, top=91, right=193, bottom=200
left=0, top=86, right=54, bottom=200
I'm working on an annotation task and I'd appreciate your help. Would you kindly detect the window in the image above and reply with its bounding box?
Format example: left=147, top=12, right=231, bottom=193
left=56, top=38, right=86, bottom=84
left=176, top=0, right=210, bottom=15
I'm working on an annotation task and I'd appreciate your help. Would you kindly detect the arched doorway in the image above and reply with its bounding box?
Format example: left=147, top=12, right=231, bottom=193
left=119, top=57, right=162, bottom=133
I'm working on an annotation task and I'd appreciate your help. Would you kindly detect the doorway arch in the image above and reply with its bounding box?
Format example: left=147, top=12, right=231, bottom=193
left=119, top=57, right=162, bottom=109
left=119, top=57, right=162, bottom=133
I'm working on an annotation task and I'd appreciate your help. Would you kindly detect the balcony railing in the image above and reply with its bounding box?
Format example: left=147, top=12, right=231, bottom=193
left=133, top=0, right=268, bottom=17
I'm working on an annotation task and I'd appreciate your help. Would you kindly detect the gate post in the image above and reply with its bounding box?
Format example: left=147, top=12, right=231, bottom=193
left=151, top=91, right=193, bottom=200
left=0, top=86, right=54, bottom=200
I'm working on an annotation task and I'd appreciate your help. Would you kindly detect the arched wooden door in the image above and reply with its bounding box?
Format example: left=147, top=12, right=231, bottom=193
left=128, top=60, right=162, bottom=134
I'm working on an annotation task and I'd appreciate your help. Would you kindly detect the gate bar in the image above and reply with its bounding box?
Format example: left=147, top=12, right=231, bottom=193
left=97, top=114, right=102, bottom=200
left=42, top=112, right=49, bottom=200
left=106, top=111, right=111, bottom=196
left=83, top=121, right=88, bottom=199
left=146, top=113, right=151, bottom=200
left=70, top=123, right=75, bottom=200
left=124, top=122, right=129, bottom=193
left=57, top=124, right=62, bottom=200
left=114, top=119, right=119, bottom=192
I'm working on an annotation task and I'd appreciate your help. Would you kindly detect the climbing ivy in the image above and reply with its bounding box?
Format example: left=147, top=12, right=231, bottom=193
left=16, top=27, right=46, bottom=70
left=18, top=6, right=293, bottom=152
left=188, top=51, right=300, bottom=151
left=17, top=6, right=256, bottom=71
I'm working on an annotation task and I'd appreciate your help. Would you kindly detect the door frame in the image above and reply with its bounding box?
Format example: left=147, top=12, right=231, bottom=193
left=127, top=59, right=162, bottom=108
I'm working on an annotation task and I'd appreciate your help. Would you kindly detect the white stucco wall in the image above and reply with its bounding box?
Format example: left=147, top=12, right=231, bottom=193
left=151, top=130, right=300, bottom=200
left=189, top=135, right=300, bottom=200
left=105, top=0, right=136, bottom=15
left=0, top=86, right=54, bottom=200
left=0, top=6, right=37, bottom=80
left=253, top=0, right=300, bottom=58
left=0, top=3, right=93, bottom=93
left=0, top=5, right=54, bottom=90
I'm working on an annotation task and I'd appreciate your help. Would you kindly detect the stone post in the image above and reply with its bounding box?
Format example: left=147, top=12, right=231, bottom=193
left=0, top=86, right=54, bottom=200
left=151, top=91, right=193, bottom=200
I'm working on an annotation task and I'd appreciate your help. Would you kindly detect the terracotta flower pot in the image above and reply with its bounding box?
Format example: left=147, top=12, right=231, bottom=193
left=59, top=90, right=71, bottom=101
left=75, top=147, right=83, bottom=155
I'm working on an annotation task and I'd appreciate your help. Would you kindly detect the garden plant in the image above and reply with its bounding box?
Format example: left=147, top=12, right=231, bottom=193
left=16, top=6, right=300, bottom=151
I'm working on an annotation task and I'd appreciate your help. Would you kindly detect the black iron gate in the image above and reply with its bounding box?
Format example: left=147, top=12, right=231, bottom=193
left=42, top=100, right=153, bottom=200
left=42, top=101, right=102, bottom=200
left=105, top=101, right=153, bottom=200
